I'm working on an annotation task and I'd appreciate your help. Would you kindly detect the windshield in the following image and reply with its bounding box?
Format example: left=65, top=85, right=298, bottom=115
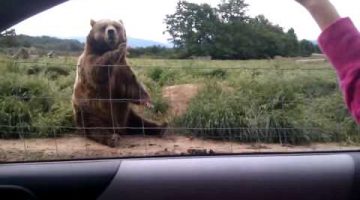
left=0, top=0, right=360, bottom=162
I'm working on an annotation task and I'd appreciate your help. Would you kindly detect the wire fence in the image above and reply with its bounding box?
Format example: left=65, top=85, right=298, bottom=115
left=0, top=59, right=359, bottom=162
left=0, top=59, right=335, bottom=70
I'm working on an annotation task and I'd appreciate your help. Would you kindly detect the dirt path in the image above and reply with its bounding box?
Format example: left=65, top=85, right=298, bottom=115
left=0, top=134, right=358, bottom=162
left=162, top=84, right=201, bottom=116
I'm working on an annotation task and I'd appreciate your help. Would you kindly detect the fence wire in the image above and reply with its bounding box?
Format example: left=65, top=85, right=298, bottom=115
left=0, top=59, right=357, bottom=162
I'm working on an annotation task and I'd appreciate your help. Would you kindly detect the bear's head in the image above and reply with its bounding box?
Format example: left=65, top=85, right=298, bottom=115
left=86, top=19, right=127, bottom=54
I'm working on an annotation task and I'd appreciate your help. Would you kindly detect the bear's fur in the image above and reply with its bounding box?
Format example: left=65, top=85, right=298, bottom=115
left=72, top=19, right=167, bottom=147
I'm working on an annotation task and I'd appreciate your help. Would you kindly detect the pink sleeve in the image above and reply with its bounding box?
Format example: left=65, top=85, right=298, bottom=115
left=318, top=17, right=360, bottom=123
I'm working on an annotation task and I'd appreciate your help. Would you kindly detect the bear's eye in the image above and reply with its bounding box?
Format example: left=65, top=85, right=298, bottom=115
left=101, top=25, right=107, bottom=31
left=114, top=25, right=122, bottom=31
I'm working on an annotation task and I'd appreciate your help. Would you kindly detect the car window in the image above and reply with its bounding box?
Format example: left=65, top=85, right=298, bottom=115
left=0, top=0, right=360, bottom=163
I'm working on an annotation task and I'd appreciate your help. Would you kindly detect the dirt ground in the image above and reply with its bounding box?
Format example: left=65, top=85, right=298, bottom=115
left=0, top=134, right=359, bottom=162
left=0, top=84, right=359, bottom=162
left=162, top=83, right=201, bottom=116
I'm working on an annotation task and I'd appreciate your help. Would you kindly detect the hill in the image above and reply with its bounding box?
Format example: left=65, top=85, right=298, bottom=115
left=0, top=33, right=170, bottom=54
left=14, top=34, right=84, bottom=52
left=70, top=36, right=170, bottom=48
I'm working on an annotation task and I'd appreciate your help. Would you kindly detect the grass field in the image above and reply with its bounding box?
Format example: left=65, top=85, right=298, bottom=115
left=0, top=55, right=358, bottom=148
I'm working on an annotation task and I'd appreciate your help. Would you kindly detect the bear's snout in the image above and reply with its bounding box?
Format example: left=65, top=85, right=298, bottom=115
left=105, top=26, right=118, bottom=47
left=107, top=29, right=116, bottom=39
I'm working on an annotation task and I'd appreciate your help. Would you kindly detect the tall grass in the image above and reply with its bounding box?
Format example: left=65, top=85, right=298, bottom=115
left=0, top=57, right=358, bottom=144
left=0, top=58, right=74, bottom=138
left=171, top=59, right=358, bottom=145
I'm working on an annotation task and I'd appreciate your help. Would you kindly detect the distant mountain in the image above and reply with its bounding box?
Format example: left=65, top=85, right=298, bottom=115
left=128, top=38, right=171, bottom=48
left=6, top=34, right=171, bottom=53
left=68, top=36, right=171, bottom=48
left=69, top=36, right=86, bottom=43
left=15, top=35, right=84, bottom=52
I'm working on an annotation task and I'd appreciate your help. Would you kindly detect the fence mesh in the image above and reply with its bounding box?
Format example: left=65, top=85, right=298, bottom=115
left=0, top=58, right=359, bottom=162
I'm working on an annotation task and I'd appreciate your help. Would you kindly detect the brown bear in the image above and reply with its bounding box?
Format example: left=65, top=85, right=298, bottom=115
left=72, top=19, right=167, bottom=147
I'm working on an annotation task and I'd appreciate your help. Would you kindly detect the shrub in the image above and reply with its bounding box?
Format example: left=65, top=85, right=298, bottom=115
left=45, top=66, right=70, bottom=80
left=147, top=67, right=176, bottom=86
left=148, top=67, right=163, bottom=82
left=0, top=60, right=73, bottom=139
left=175, top=78, right=342, bottom=145
left=151, top=95, right=169, bottom=115
left=201, top=69, right=228, bottom=79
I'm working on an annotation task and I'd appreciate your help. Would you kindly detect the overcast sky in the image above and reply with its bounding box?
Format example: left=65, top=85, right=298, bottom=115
left=10, top=0, right=360, bottom=43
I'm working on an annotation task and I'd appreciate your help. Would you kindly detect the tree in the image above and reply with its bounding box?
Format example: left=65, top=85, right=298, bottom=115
left=299, top=40, right=316, bottom=57
left=0, top=29, right=18, bottom=47
left=283, top=28, right=300, bottom=57
left=165, top=0, right=306, bottom=60
left=165, top=1, right=219, bottom=57
left=217, top=0, right=249, bottom=23
left=247, top=15, right=298, bottom=58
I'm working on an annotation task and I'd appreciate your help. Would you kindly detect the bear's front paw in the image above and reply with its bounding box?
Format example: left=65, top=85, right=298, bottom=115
left=158, top=122, right=168, bottom=136
left=117, top=42, right=127, bottom=51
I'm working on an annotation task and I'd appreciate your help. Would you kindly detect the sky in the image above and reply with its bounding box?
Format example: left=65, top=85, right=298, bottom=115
left=10, top=0, right=360, bottom=44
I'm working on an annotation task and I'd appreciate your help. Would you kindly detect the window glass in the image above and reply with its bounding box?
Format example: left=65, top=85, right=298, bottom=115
left=1, top=0, right=359, bottom=162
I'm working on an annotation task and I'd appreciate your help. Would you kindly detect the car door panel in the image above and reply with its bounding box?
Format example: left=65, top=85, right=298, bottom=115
left=0, top=153, right=359, bottom=200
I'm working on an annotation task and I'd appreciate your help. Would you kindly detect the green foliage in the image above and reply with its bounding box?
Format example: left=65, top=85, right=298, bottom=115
left=165, top=0, right=319, bottom=59
left=299, top=40, right=317, bottom=57
left=0, top=59, right=74, bottom=139
left=45, top=66, right=70, bottom=80
left=174, top=81, right=336, bottom=145
left=151, top=94, right=170, bottom=115
left=0, top=29, right=17, bottom=47
left=14, top=35, right=84, bottom=52
left=0, top=56, right=358, bottom=145
left=161, top=59, right=359, bottom=145
left=165, top=1, right=219, bottom=57
left=217, top=0, right=249, bottom=23
left=147, top=67, right=176, bottom=86
left=148, top=67, right=164, bottom=82
left=0, top=29, right=83, bottom=52
left=200, top=69, right=228, bottom=79
left=128, top=46, right=177, bottom=59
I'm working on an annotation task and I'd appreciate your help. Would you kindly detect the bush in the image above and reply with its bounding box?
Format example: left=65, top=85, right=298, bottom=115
left=147, top=67, right=176, bottom=86
left=148, top=92, right=170, bottom=115
left=0, top=56, right=358, bottom=146
left=0, top=60, right=73, bottom=139
left=45, top=66, right=70, bottom=80
left=199, top=69, right=228, bottom=79
left=175, top=78, right=344, bottom=145
left=148, top=67, right=163, bottom=82
left=26, top=65, right=42, bottom=75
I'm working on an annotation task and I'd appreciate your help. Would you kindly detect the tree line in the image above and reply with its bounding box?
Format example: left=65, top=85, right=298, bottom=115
left=0, top=29, right=84, bottom=52
left=1, top=1, right=320, bottom=60
left=164, top=0, right=320, bottom=59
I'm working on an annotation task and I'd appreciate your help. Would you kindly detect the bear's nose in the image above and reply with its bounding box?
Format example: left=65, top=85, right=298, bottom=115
left=108, top=29, right=115, bottom=37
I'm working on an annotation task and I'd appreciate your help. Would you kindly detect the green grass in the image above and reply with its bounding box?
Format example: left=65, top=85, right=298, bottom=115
left=0, top=56, right=358, bottom=144
left=0, top=57, right=75, bottom=138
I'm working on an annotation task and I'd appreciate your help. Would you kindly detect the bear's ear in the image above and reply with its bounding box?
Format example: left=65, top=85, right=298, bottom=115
left=119, top=19, right=124, bottom=25
left=90, top=19, right=96, bottom=27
